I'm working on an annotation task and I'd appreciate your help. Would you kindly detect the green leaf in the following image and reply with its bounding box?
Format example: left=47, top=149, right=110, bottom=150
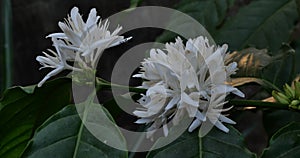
left=263, top=110, right=300, bottom=137
left=102, top=93, right=140, bottom=119
left=262, top=44, right=296, bottom=87
left=147, top=126, right=255, bottom=158
left=0, top=78, right=71, bottom=158
left=261, top=122, right=300, bottom=158
left=215, top=0, right=298, bottom=52
left=22, top=98, right=127, bottom=157
left=156, top=0, right=235, bottom=43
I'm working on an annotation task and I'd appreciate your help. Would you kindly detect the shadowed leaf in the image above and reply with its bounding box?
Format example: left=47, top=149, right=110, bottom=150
left=215, top=0, right=298, bottom=52
left=157, top=0, right=235, bottom=43
left=22, top=97, right=127, bottom=158
left=261, top=122, right=300, bottom=158
left=0, top=78, right=72, bottom=158
left=147, top=126, right=255, bottom=158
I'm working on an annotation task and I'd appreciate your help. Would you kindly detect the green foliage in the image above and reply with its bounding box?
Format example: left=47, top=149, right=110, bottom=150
left=0, top=78, right=71, bottom=158
left=263, top=110, right=300, bottom=136
left=22, top=98, right=127, bottom=158
left=215, top=0, right=298, bottom=52
left=147, top=126, right=255, bottom=158
left=157, top=0, right=235, bottom=43
left=157, top=0, right=298, bottom=54
left=262, top=44, right=296, bottom=87
left=176, top=0, right=235, bottom=33
left=102, top=94, right=138, bottom=119
left=261, top=122, right=300, bottom=158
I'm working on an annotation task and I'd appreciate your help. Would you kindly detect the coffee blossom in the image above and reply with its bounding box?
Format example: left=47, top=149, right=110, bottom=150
left=133, top=36, right=244, bottom=138
left=37, top=7, right=130, bottom=87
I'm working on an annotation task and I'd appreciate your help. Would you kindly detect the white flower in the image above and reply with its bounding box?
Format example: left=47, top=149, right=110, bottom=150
left=36, top=38, right=75, bottom=87
left=47, top=7, right=130, bottom=67
left=37, top=6, right=130, bottom=86
left=133, top=36, right=244, bottom=138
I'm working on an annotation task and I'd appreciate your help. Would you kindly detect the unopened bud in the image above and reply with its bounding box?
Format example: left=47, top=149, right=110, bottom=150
left=290, top=100, right=300, bottom=107
left=284, top=84, right=295, bottom=98
left=272, top=91, right=290, bottom=105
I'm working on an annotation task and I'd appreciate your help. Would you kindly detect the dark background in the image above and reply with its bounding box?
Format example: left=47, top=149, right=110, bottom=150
left=4, top=0, right=180, bottom=87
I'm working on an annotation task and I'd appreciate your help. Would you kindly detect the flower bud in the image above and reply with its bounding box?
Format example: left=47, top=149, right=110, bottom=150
left=272, top=91, right=290, bottom=105
left=283, top=84, right=295, bottom=98
left=291, top=100, right=300, bottom=107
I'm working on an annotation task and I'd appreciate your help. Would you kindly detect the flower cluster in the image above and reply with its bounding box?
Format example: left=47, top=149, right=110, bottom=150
left=36, top=7, right=130, bottom=87
left=133, top=36, right=244, bottom=138
left=36, top=6, right=245, bottom=139
left=272, top=81, right=300, bottom=110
